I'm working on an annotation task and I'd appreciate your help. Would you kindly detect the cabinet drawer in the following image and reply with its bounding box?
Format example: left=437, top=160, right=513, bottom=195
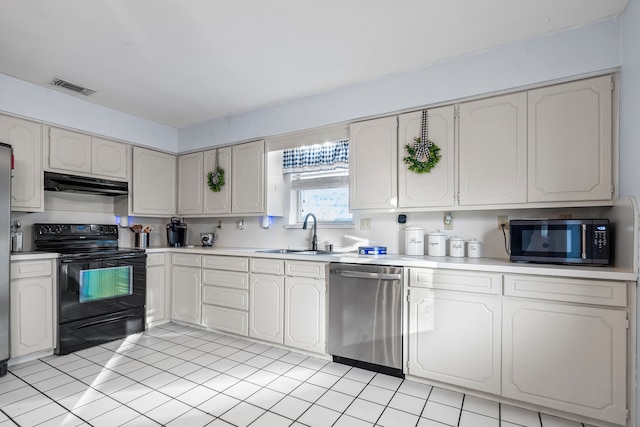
left=172, top=253, right=202, bottom=267
left=504, top=274, right=628, bottom=307
left=202, top=255, right=248, bottom=272
left=202, top=305, right=248, bottom=336
left=11, top=260, right=53, bottom=279
left=146, top=253, right=165, bottom=266
left=251, top=258, right=285, bottom=275
left=202, top=270, right=248, bottom=290
left=409, top=268, right=501, bottom=294
left=202, top=285, right=248, bottom=310
left=285, top=261, right=326, bottom=279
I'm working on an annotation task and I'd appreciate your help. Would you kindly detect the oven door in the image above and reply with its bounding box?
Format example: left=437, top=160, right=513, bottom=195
left=58, top=253, right=146, bottom=325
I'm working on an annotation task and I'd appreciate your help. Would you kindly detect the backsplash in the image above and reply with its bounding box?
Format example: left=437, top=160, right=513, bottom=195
left=11, top=192, right=610, bottom=260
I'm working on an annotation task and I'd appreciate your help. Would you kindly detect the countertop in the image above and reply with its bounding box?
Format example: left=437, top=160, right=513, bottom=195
left=10, top=251, right=58, bottom=261
left=145, top=246, right=639, bottom=281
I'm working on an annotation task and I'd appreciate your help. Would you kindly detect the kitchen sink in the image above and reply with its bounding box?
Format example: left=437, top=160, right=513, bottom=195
left=255, top=249, right=332, bottom=255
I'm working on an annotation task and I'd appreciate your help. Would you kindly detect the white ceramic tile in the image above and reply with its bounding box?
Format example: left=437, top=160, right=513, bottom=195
left=345, top=398, right=386, bottom=423
left=245, top=369, right=280, bottom=387
left=249, top=411, right=294, bottom=427
left=139, top=371, right=181, bottom=389
left=45, top=381, right=91, bottom=401
left=58, top=388, right=106, bottom=411
left=209, top=358, right=240, bottom=373
left=220, top=401, right=266, bottom=426
left=377, top=407, right=420, bottom=427
left=36, top=412, right=87, bottom=427
left=0, top=377, right=24, bottom=394
left=306, top=371, right=341, bottom=389
left=283, top=365, right=316, bottom=382
left=114, top=359, right=147, bottom=375
left=369, top=373, right=403, bottom=391
left=165, top=408, right=216, bottom=427
left=92, top=375, right=136, bottom=395
left=244, top=343, right=271, bottom=354
left=263, top=347, right=291, bottom=360
left=110, top=383, right=154, bottom=404
left=334, top=414, right=374, bottom=427
left=12, top=402, right=68, bottom=426
left=264, top=360, right=295, bottom=375
left=246, top=355, right=275, bottom=369
left=211, top=346, right=239, bottom=358
left=462, top=395, right=499, bottom=419
left=9, top=360, right=49, bottom=376
left=459, top=410, right=499, bottom=427
left=539, top=414, right=582, bottom=427
left=397, top=380, right=432, bottom=399
left=22, top=367, right=62, bottom=383
left=215, top=336, right=240, bottom=346
left=297, top=404, right=342, bottom=427
left=428, top=387, right=464, bottom=408
left=227, top=350, right=255, bottom=363
left=40, top=353, right=83, bottom=367
left=299, top=357, right=328, bottom=371
left=157, top=377, right=198, bottom=398
left=417, top=417, right=451, bottom=427
left=500, top=404, right=541, bottom=427
left=358, top=384, right=396, bottom=406
left=320, top=362, right=351, bottom=377
left=125, top=365, right=163, bottom=382
left=290, top=382, right=327, bottom=403
left=32, top=373, right=76, bottom=393
left=70, top=364, right=106, bottom=381
left=197, top=393, right=241, bottom=417
left=388, top=392, right=427, bottom=415
left=166, top=360, right=201, bottom=376
left=331, top=377, right=367, bottom=396
left=344, top=367, right=377, bottom=383
left=163, top=345, right=190, bottom=356
left=144, top=398, right=192, bottom=425
left=203, top=373, right=240, bottom=392
left=224, top=380, right=262, bottom=400
left=184, top=367, right=220, bottom=384
left=245, top=387, right=286, bottom=410
left=422, top=400, right=461, bottom=426
left=71, top=396, right=121, bottom=421
left=177, top=348, right=208, bottom=361
left=315, top=389, right=356, bottom=413
left=271, top=395, right=313, bottom=419
left=279, top=351, right=307, bottom=365
left=193, top=341, right=223, bottom=353
left=127, top=390, right=172, bottom=413
left=89, top=405, right=141, bottom=427
left=266, top=376, right=303, bottom=394
left=2, top=392, right=52, bottom=418
left=226, top=363, right=259, bottom=379
left=153, top=356, right=188, bottom=371
left=183, top=337, right=209, bottom=348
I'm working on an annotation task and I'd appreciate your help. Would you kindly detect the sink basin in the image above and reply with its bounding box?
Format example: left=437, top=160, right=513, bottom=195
left=255, top=249, right=332, bottom=255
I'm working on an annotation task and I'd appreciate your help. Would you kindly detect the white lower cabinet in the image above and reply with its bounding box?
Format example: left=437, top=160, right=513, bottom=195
left=407, top=285, right=501, bottom=394
left=201, top=256, right=249, bottom=336
left=171, top=254, right=202, bottom=324
left=249, top=259, right=327, bottom=354
left=10, top=260, right=54, bottom=357
left=502, top=298, right=627, bottom=425
left=146, top=253, right=169, bottom=327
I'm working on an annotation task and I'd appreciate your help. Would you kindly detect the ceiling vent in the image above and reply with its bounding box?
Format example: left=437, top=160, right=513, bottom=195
left=50, top=77, right=96, bottom=96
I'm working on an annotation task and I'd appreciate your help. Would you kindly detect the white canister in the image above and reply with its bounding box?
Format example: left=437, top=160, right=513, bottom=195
left=467, top=239, right=483, bottom=258
left=404, top=225, right=425, bottom=256
left=449, top=237, right=465, bottom=257
left=427, top=231, right=447, bottom=257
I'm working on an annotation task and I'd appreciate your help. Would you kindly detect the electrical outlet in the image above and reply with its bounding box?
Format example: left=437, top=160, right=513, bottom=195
left=216, top=220, right=223, bottom=229
left=498, top=215, right=509, bottom=230
left=360, top=218, right=371, bottom=230
left=443, top=212, right=453, bottom=230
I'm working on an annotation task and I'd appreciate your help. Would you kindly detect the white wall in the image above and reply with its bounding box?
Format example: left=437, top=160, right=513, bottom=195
left=179, top=17, right=621, bottom=152
left=0, top=74, right=178, bottom=152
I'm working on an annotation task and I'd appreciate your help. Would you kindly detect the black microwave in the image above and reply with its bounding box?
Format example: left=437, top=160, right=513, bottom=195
left=509, top=219, right=611, bottom=265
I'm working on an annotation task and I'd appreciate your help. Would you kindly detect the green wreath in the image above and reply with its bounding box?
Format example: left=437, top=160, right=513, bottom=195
left=207, top=167, right=225, bottom=192
left=403, top=137, right=441, bottom=174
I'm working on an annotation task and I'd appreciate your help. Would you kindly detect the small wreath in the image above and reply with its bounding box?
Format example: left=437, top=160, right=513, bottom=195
left=403, top=137, right=441, bottom=174
left=207, top=167, right=225, bottom=192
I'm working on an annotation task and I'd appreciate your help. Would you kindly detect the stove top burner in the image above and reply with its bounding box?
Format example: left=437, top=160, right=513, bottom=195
left=34, top=223, right=124, bottom=254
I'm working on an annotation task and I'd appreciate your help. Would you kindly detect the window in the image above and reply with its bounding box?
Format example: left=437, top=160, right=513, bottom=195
left=283, top=140, right=352, bottom=225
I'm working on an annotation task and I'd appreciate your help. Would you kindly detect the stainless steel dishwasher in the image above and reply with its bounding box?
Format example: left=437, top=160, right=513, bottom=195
left=329, top=263, right=404, bottom=376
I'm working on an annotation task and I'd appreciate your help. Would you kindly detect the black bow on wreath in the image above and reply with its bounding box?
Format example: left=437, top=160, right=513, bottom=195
left=413, top=110, right=433, bottom=162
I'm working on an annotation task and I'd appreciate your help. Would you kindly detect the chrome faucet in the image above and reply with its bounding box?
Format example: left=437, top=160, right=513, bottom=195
left=302, top=213, right=318, bottom=251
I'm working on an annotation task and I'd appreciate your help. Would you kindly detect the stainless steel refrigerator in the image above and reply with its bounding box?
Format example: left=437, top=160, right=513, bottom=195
left=0, top=143, right=10, bottom=376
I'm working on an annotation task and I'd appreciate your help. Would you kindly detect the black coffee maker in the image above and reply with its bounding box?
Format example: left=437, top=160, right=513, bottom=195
left=166, top=217, right=187, bottom=247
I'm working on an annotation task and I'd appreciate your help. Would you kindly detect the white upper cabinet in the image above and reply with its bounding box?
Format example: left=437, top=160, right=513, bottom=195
left=47, top=127, right=128, bottom=180
left=350, top=116, right=398, bottom=210
left=0, top=114, right=44, bottom=212
left=232, top=140, right=265, bottom=214
left=398, top=106, right=456, bottom=208
left=458, top=92, right=528, bottom=206
left=528, top=75, right=613, bottom=203
left=130, top=146, right=176, bottom=216
left=204, top=147, right=232, bottom=214
left=177, top=152, right=204, bottom=215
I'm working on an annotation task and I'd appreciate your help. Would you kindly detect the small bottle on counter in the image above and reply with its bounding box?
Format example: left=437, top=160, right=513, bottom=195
left=11, top=220, right=23, bottom=253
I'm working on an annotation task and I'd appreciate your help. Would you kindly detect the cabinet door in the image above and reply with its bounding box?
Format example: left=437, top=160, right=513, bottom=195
left=284, top=276, right=326, bottom=354
left=146, top=254, right=167, bottom=327
left=458, top=93, right=527, bottom=206
left=398, top=107, right=455, bottom=208
left=349, top=116, right=398, bottom=209
left=203, top=147, right=232, bottom=214
left=10, top=276, right=53, bottom=357
left=502, top=299, right=627, bottom=425
left=0, top=115, right=43, bottom=211
left=177, top=152, right=204, bottom=215
left=528, top=76, right=613, bottom=202
left=249, top=273, right=284, bottom=344
left=132, top=146, right=177, bottom=216
left=171, top=266, right=201, bottom=324
left=47, top=127, right=92, bottom=174
left=408, top=288, right=501, bottom=394
left=232, top=140, right=265, bottom=213
left=91, top=137, right=128, bottom=179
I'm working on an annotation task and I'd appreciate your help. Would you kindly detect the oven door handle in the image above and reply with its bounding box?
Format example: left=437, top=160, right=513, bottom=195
left=71, top=314, right=141, bottom=330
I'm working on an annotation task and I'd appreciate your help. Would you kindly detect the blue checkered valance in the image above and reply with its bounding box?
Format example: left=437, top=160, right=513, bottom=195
left=282, top=139, right=349, bottom=175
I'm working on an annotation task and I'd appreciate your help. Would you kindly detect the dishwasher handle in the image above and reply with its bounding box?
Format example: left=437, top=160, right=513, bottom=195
left=331, top=269, right=402, bottom=281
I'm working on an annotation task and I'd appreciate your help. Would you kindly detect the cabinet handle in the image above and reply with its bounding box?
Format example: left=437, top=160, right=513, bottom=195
left=331, top=270, right=402, bottom=281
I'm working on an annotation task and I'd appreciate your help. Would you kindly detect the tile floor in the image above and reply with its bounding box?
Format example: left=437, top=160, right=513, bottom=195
left=0, top=323, right=595, bottom=427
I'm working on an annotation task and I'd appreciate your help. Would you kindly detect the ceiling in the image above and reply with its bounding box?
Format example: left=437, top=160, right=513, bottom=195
left=0, top=0, right=628, bottom=129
